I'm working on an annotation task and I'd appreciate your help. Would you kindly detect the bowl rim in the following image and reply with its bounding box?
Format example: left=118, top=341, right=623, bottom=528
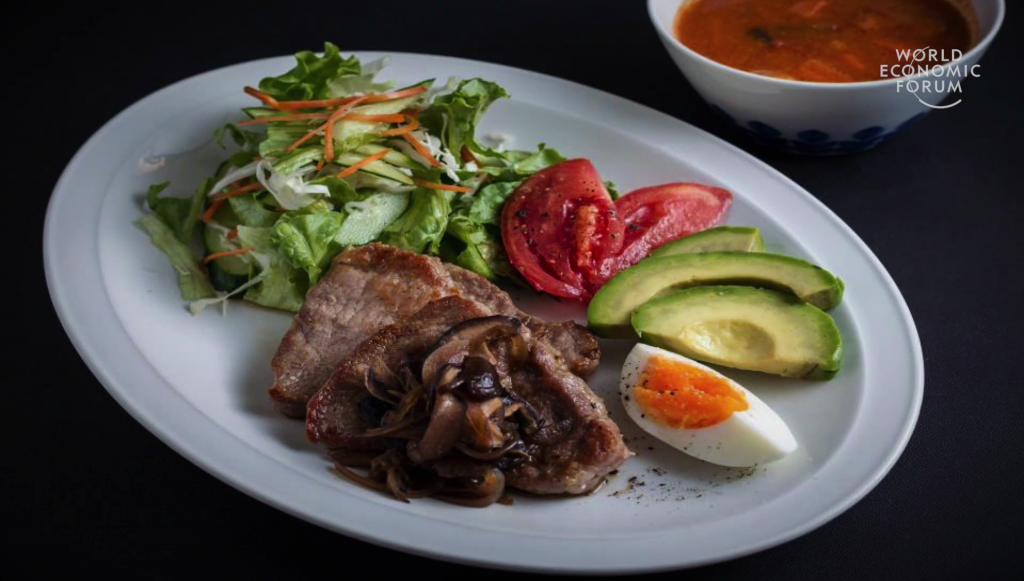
left=647, top=0, right=1006, bottom=90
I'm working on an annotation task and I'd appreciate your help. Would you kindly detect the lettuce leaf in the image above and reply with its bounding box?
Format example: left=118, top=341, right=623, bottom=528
left=604, top=180, right=620, bottom=200
left=228, top=195, right=280, bottom=228
left=236, top=226, right=307, bottom=312
left=214, top=123, right=263, bottom=151
left=260, top=124, right=314, bottom=157
left=310, top=176, right=365, bottom=206
left=461, top=181, right=519, bottom=225
left=381, top=187, right=449, bottom=254
left=440, top=216, right=502, bottom=280
left=330, top=57, right=394, bottom=96
left=462, top=144, right=566, bottom=183
left=421, top=78, right=509, bottom=158
left=257, top=42, right=361, bottom=101
left=136, top=214, right=215, bottom=301
left=270, top=202, right=345, bottom=285
left=145, top=180, right=209, bottom=242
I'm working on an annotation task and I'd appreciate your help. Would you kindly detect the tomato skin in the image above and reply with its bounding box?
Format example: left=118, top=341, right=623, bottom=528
left=593, top=183, right=733, bottom=285
left=502, top=160, right=732, bottom=300
left=501, top=159, right=615, bottom=299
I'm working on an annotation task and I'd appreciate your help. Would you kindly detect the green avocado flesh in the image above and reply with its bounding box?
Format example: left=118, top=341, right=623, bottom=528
left=632, top=286, right=843, bottom=380
left=587, top=251, right=844, bottom=337
left=650, top=226, right=765, bottom=258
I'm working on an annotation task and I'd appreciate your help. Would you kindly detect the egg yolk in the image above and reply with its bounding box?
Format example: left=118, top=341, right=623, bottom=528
left=634, top=355, right=749, bottom=429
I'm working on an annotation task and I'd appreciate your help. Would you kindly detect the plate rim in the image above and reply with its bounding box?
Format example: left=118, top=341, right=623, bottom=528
left=44, top=51, right=923, bottom=573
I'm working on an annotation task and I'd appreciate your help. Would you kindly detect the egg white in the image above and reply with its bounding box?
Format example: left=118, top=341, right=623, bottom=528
left=620, top=344, right=797, bottom=467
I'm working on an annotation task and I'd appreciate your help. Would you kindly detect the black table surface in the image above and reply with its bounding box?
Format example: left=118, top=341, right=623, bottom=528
left=13, top=1, right=1023, bottom=578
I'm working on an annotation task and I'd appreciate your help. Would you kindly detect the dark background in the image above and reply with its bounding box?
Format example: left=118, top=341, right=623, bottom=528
left=10, top=1, right=1022, bottom=578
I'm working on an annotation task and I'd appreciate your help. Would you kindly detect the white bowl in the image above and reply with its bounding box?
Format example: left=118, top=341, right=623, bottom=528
left=648, top=0, right=1005, bottom=154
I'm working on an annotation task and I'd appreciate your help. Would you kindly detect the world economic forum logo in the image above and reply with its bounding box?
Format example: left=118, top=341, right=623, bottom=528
left=880, top=48, right=980, bottom=110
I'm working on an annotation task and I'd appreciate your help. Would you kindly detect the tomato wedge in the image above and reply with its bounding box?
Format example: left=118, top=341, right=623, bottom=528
left=501, top=159, right=618, bottom=299
left=501, top=160, right=733, bottom=300
left=590, top=183, right=733, bottom=286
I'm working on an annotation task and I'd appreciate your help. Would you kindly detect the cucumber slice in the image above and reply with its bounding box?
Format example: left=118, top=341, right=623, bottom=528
left=356, top=144, right=422, bottom=170
left=202, top=204, right=253, bottom=278
left=208, top=262, right=251, bottom=293
left=332, top=81, right=430, bottom=152
left=242, top=107, right=279, bottom=119
left=334, top=153, right=414, bottom=185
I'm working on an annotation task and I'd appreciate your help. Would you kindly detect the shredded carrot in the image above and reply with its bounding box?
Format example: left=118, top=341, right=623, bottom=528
left=203, top=247, right=255, bottom=265
left=246, top=85, right=425, bottom=112
left=226, top=229, right=238, bottom=240
left=277, top=97, right=362, bottom=110
left=315, top=159, right=325, bottom=172
left=283, top=125, right=324, bottom=153
left=244, top=86, right=280, bottom=108
left=400, top=108, right=421, bottom=119
left=361, top=85, right=428, bottom=104
left=401, top=133, right=440, bottom=167
left=340, top=113, right=407, bottom=123
left=334, top=149, right=391, bottom=179
left=322, top=96, right=368, bottom=162
left=414, top=179, right=472, bottom=193
left=236, top=113, right=329, bottom=126
left=382, top=116, right=420, bottom=136
left=213, top=182, right=264, bottom=201
left=201, top=198, right=227, bottom=223
left=461, top=145, right=479, bottom=165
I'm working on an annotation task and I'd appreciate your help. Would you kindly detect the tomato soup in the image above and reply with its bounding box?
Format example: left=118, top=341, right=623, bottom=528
left=674, top=0, right=975, bottom=82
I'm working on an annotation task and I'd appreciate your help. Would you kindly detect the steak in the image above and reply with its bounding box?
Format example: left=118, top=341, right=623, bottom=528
left=269, top=245, right=457, bottom=417
left=443, top=264, right=600, bottom=378
left=306, top=296, right=630, bottom=495
left=306, top=296, right=493, bottom=454
left=269, top=244, right=599, bottom=417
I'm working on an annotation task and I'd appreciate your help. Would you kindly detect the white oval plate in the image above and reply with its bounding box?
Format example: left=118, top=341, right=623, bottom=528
left=44, top=52, right=922, bottom=574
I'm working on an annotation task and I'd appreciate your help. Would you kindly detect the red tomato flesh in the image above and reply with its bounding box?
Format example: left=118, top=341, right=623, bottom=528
left=501, top=160, right=733, bottom=300
left=591, top=183, right=733, bottom=286
left=501, top=159, right=618, bottom=299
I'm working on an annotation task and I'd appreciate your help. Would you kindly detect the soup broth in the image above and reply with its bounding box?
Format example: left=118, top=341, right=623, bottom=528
left=674, top=0, right=975, bottom=82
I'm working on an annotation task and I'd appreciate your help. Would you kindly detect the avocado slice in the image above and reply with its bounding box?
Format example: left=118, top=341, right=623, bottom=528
left=632, top=286, right=842, bottom=380
left=650, top=226, right=765, bottom=258
left=587, top=251, right=844, bottom=337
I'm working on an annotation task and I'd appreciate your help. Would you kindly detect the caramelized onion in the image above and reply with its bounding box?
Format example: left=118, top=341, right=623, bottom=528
left=365, top=368, right=399, bottom=405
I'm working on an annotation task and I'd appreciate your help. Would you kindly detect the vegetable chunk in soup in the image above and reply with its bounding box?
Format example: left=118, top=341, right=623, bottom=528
left=674, top=0, right=974, bottom=82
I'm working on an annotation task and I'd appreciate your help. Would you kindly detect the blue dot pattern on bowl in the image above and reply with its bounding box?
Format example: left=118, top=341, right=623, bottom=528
left=709, top=105, right=928, bottom=155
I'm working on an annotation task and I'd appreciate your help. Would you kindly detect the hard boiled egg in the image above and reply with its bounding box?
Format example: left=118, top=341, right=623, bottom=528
left=620, top=344, right=797, bottom=467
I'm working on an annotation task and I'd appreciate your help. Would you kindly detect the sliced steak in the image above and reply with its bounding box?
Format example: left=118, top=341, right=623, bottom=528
left=443, top=263, right=600, bottom=378
left=306, top=296, right=492, bottom=455
left=307, top=297, right=630, bottom=495
left=505, top=339, right=630, bottom=494
left=270, top=245, right=599, bottom=417
left=269, top=244, right=457, bottom=417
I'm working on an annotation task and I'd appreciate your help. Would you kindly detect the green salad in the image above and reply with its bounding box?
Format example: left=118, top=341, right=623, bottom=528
left=137, top=43, right=565, bottom=314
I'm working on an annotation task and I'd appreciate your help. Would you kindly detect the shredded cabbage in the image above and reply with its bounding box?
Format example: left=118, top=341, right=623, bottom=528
left=255, top=160, right=330, bottom=210
left=208, top=160, right=261, bottom=197
left=397, top=129, right=461, bottom=183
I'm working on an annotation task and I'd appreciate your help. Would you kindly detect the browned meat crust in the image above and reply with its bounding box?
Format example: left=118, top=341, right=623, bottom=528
left=306, top=296, right=630, bottom=495
left=270, top=244, right=599, bottom=417
left=269, top=244, right=456, bottom=417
